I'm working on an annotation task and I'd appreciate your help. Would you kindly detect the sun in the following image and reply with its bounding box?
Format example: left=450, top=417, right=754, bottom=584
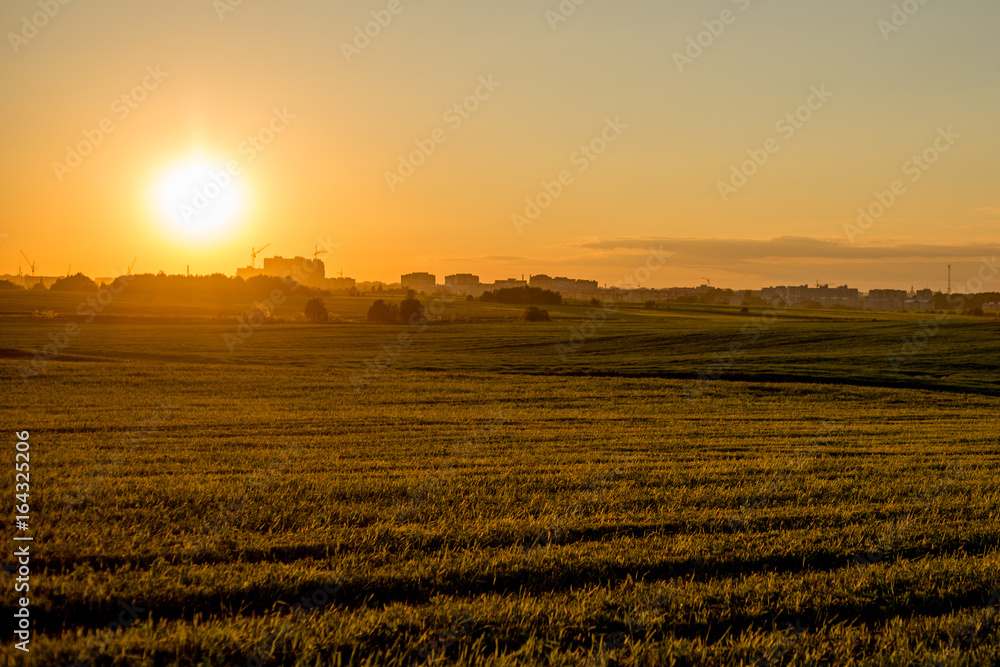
left=153, top=157, right=247, bottom=241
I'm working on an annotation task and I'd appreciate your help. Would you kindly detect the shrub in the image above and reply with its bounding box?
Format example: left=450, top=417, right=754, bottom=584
left=31, top=282, right=46, bottom=291
left=740, top=306, right=750, bottom=315
left=644, top=300, right=657, bottom=310
left=241, top=303, right=272, bottom=324
left=524, top=307, right=550, bottom=322
left=0, top=279, right=24, bottom=290
left=367, top=300, right=399, bottom=323
left=50, top=273, right=98, bottom=292
left=399, top=292, right=425, bottom=325
left=480, top=286, right=561, bottom=306
left=590, top=298, right=601, bottom=307
left=305, top=298, right=329, bottom=323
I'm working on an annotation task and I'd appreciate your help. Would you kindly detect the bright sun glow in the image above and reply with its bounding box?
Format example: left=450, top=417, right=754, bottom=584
left=154, top=157, right=246, bottom=241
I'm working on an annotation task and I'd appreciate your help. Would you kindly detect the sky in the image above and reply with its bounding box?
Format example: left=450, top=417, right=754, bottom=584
left=1, top=0, right=998, bottom=290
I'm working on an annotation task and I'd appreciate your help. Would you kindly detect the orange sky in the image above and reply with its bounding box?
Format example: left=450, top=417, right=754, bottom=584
left=1, top=0, right=998, bottom=290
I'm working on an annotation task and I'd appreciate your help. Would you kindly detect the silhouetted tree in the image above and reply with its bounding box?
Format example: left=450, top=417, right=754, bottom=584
left=305, top=298, right=329, bottom=323
left=480, top=286, right=561, bottom=305
left=399, top=292, right=425, bottom=325
left=0, top=279, right=23, bottom=290
left=524, top=306, right=550, bottom=322
left=50, top=273, right=99, bottom=292
left=367, top=299, right=399, bottom=323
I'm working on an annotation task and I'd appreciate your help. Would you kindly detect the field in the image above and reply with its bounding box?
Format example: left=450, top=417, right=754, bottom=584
left=2, top=290, right=1000, bottom=666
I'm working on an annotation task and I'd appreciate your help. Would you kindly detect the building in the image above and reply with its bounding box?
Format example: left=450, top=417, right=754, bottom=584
left=863, top=289, right=908, bottom=312
left=484, top=278, right=528, bottom=292
left=326, top=277, right=357, bottom=292
left=529, top=274, right=599, bottom=299
left=401, top=272, right=436, bottom=293
left=903, top=298, right=935, bottom=312
left=237, top=256, right=326, bottom=287
left=762, top=284, right=860, bottom=308
left=444, top=274, right=483, bottom=297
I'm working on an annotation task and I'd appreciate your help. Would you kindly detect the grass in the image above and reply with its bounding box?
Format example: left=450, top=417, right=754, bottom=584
left=1, top=290, right=999, bottom=665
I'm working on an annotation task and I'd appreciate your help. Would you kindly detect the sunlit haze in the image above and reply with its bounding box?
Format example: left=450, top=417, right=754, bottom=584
left=2, top=0, right=998, bottom=289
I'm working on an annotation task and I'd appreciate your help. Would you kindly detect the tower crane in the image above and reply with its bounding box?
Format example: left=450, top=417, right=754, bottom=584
left=20, top=251, right=36, bottom=276
left=251, top=244, right=270, bottom=268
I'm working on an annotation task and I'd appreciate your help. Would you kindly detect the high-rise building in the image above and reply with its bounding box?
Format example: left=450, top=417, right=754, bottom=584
left=237, top=256, right=326, bottom=287
left=444, top=274, right=482, bottom=296
left=401, top=272, right=436, bottom=293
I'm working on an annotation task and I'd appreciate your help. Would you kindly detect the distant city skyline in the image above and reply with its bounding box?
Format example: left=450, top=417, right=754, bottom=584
left=4, top=243, right=998, bottom=296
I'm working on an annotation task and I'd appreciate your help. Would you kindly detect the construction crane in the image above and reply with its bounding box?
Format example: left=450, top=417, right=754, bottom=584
left=702, top=277, right=712, bottom=288
left=20, top=251, right=36, bottom=276
left=250, top=244, right=270, bottom=268
left=127, top=257, right=137, bottom=276
left=314, top=245, right=328, bottom=260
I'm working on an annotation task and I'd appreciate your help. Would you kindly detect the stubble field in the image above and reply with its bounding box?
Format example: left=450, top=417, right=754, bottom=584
left=1, top=291, right=999, bottom=666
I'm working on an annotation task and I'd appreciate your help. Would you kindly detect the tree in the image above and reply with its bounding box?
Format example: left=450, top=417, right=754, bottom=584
left=399, top=292, right=425, bottom=325
left=480, top=286, right=561, bottom=305
left=524, top=306, right=550, bottom=322
left=367, top=299, right=399, bottom=323
left=50, top=273, right=99, bottom=292
left=304, top=298, right=329, bottom=323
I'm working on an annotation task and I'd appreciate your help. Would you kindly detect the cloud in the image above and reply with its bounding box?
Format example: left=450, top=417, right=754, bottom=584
left=445, top=255, right=528, bottom=263
left=568, top=236, right=1000, bottom=264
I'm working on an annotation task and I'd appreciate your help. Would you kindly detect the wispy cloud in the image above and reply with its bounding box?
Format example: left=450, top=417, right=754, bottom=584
left=568, top=236, right=1000, bottom=263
